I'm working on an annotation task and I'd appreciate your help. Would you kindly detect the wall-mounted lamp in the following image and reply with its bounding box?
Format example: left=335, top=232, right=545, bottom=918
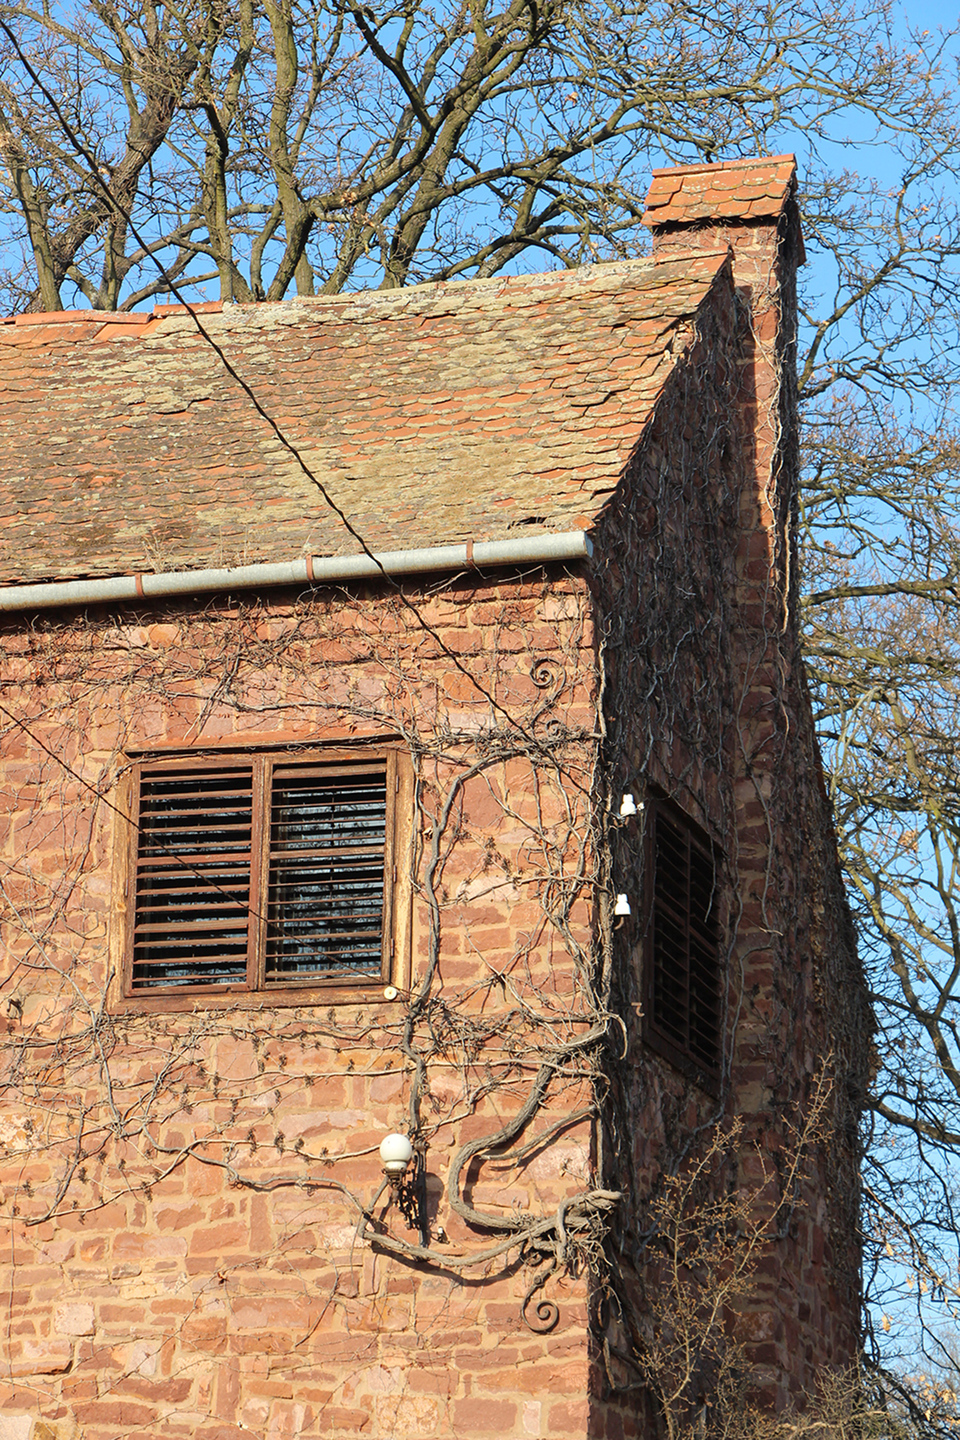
left=379, top=1132, right=414, bottom=1182
left=619, top=793, right=639, bottom=818
left=378, top=1132, right=428, bottom=1245
left=614, top=893, right=631, bottom=916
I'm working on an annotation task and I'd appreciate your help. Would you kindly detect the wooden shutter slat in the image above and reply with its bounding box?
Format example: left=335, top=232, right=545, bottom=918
left=272, top=763, right=385, bottom=779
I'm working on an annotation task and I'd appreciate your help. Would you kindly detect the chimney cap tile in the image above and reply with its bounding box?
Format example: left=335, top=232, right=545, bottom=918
left=648, top=152, right=796, bottom=179
left=643, top=154, right=797, bottom=231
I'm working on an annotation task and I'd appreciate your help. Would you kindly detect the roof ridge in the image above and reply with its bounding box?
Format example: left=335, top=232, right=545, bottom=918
left=0, top=252, right=736, bottom=336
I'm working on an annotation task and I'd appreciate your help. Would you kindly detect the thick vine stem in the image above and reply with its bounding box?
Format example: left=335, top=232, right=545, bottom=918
left=446, top=1022, right=612, bottom=1233
left=364, top=1188, right=622, bottom=1271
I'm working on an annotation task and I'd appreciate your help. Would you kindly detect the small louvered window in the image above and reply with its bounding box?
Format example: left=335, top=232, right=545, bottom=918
left=644, top=800, right=722, bottom=1079
left=125, top=750, right=396, bottom=997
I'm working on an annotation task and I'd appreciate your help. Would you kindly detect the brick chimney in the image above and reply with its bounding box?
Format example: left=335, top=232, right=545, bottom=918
left=641, top=153, right=804, bottom=312
left=642, top=154, right=805, bottom=629
left=643, top=159, right=834, bottom=1414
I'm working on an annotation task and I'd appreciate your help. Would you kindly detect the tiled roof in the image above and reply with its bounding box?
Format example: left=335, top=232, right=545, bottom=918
left=0, top=251, right=730, bottom=586
left=642, top=155, right=797, bottom=228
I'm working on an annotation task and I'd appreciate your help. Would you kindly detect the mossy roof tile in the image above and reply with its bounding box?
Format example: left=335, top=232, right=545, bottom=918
left=0, top=251, right=731, bottom=585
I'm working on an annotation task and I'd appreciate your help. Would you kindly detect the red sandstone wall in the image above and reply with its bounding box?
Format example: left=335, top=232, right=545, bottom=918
left=0, top=576, right=606, bottom=1440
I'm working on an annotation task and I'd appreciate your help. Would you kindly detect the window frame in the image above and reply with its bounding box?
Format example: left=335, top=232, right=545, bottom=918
left=641, top=794, right=723, bottom=1088
left=114, top=742, right=410, bottom=1011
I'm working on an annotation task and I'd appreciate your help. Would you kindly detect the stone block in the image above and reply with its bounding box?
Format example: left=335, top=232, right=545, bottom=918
left=53, top=1304, right=94, bottom=1337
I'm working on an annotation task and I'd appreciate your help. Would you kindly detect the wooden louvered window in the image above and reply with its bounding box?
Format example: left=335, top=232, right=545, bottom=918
left=123, top=749, right=398, bottom=1000
left=643, top=799, right=722, bottom=1081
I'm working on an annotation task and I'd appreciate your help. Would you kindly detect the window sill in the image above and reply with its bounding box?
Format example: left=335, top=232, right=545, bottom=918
left=112, top=978, right=405, bottom=1013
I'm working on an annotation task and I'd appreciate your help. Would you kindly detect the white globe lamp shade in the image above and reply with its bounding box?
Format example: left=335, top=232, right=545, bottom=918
left=379, top=1133, right=414, bottom=1176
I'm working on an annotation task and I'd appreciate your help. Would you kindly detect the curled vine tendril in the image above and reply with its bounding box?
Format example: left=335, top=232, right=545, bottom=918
left=529, top=655, right=567, bottom=730
left=530, top=655, right=566, bottom=691
left=521, top=1262, right=560, bottom=1333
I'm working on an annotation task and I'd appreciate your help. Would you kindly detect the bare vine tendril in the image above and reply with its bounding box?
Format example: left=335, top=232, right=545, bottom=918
left=521, top=1261, right=560, bottom=1333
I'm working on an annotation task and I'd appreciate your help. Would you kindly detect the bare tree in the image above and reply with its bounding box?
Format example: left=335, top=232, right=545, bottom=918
left=0, top=0, right=957, bottom=312
left=800, top=398, right=960, bottom=1375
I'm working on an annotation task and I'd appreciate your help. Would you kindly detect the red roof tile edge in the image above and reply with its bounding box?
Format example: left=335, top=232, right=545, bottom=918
left=2, top=299, right=224, bottom=330
left=9, top=309, right=131, bottom=327
left=648, top=154, right=795, bottom=181
left=641, top=154, right=797, bottom=230
left=151, top=300, right=224, bottom=317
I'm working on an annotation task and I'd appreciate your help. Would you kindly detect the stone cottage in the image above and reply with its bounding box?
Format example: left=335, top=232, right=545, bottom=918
left=0, top=155, right=867, bottom=1440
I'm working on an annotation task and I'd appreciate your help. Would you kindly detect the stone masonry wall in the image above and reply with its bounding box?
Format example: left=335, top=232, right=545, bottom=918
left=0, top=572, right=608, bottom=1440
left=582, top=182, right=866, bottom=1438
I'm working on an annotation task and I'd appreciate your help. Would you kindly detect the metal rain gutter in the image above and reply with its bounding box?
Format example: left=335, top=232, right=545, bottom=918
left=0, top=530, right=593, bottom=613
